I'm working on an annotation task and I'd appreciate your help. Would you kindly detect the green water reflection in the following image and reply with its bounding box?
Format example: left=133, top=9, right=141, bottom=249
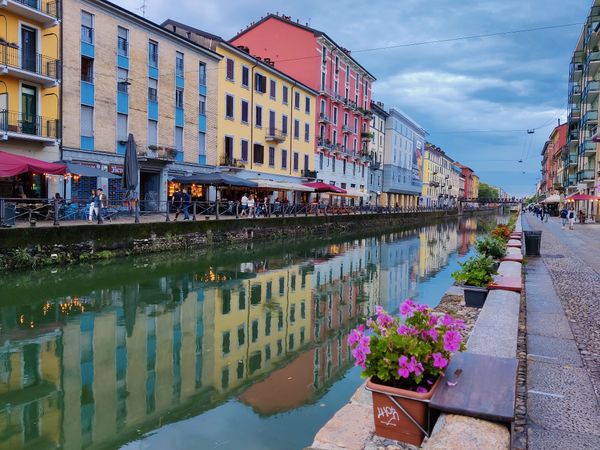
left=0, top=215, right=497, bottom=450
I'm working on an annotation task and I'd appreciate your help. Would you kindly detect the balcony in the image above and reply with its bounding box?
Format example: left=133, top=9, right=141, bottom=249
left=582, top=109, right=598, bottom=125
left=301, top=169, right=318, bottom=179
left=568, top=130, right=580, bottom=146
left=361, top=131, right=373, bottom=141
left=342, top=125, right=352, bottom=134
left=580, top=138, right=597, bottom=156
left=265, top=127, right=286, bottom=143
left=570, top=104, right=581, bottom=121
left=0, top=109, right=59, bottom=142
left=585, top=80, right=600, bottom=101
left=577, top=169, right=596, bottom=182
left=370, top=160, right=381, bottom=170
left=588, top=51, right=600, bottom=76
left=570, top=83, right=582, bottom=101
left=566, top=174, right=578, bottom=186
left=138, top=145, right=181, bottom=162
left=565, top=152, right=578, bottom=167
left=0, top=44, right=60, bottom=86
left=217, top=155, right=245, bottom=169
left=317, top=138, right=335, bottom=152
left=0, top=0, right=60, bottom=27
left=318, top=113, right=331, bottom=124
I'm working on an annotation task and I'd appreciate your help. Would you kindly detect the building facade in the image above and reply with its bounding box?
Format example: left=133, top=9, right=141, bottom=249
left=0, top=0, right=61, bottom=197
left=540, top=123, right=568, bottom=196
left=367, top=101, right=387, bottom=205
left=567, top=1, right=600, bottom=217
left=381, top=108, right=424, bottom=207
left=162, top=20, right=317, bottom=193
left=230, top=13, right=376, bottom=202
left=61, top=0, right=221, bottom=205
left=422, top=143, right=456, bottom=207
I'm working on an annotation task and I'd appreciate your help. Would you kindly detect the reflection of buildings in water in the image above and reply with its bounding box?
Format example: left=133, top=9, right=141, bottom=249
left=418, top=221, right=461, bottom=280
left=458, top=217, right=478, bottom=256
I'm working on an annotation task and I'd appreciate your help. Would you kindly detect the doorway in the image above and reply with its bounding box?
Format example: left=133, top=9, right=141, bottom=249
left=21, top=84, right=37, bottom=135
left=140, top=171, right=160, bottom=211
left=21, top=25, right=37, bottom=73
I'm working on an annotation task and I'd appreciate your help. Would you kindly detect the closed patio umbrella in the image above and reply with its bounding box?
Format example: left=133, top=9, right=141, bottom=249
left=123, top=133, right=140, bottom=222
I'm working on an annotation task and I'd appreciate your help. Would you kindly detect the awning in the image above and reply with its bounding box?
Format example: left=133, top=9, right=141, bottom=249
left=540, top=194, right=561, bottom=203
left=566, top=193, right=600, bottom=201
left=249, top=179, right=314, bottom=192
left=0, top=150, right=66, bottom=177
left=333, top=188, right=367, bottom=198
left=64, top=162, right=121, bottom=179
left=302, top=181, right=346, bottom=193
left=172, top=172, right=258, bottom=188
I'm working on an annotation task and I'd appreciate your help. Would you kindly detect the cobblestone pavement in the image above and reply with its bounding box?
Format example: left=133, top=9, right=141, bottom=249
left=524, top=213, right=600, bottom=449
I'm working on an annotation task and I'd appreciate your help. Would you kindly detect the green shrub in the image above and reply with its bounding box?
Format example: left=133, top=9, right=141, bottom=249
left=451, top=254, right=495, bottom=288
left=475, top=236, right=506, bottom=260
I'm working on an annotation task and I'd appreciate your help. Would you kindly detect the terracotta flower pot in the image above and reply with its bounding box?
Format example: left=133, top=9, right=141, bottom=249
left=366, top=376, right=442, bottom=446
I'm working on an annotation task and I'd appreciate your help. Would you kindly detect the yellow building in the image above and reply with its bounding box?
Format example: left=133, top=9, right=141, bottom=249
left=163, top=20, right=317, bottom=192
left=0, top=0, right=61, bottom=196
left=61, top=0, right=221, bottom=204
left=471, top=174, right=480, bottom=199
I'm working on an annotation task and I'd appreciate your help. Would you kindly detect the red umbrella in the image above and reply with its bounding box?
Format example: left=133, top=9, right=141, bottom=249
left=566, top=193, right=600, bottom=201
left=302, top=181, right=347, bottom=193
left=0, top=150, right=66, bottom=177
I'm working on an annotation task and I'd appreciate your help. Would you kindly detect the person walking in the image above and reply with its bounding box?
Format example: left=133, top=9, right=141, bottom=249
left=240, top=193, right=249, bottom=216
left=539, top=205, right=545, bottom=222
left=247, top=194, right=256, bottom=218
left=560, top=206, right=568, bottom=229
left=182, top=188, right=191, bottom=220
left=88, top=189, right=96, bottom=222
left=94, top=188, right=103, bottom=224
left=568, top=207, right=576, bottom=230
left=172, top=188, right=183, bottom=220
left=543, top=206, right=549, bottom=223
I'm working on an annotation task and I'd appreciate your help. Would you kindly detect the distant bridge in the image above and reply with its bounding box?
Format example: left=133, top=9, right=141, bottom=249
left=458, top=198, right=522, bottom=204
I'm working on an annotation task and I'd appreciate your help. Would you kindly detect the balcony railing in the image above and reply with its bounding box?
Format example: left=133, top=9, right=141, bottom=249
left=138, top=145, right=180, bottom=161
left=342, top=125, right=352, bottom=134
left=0, top=44, right=60, bottom=82
left=219, top=155, right=245, bottom=168
left=318, top=113, right=331, bottom=124
left=583, top=110, right=598, bottom=124
left=565, top=153, right=578, bottom=167
left=370, top=161, right=381, bottom=170
left=577, top=169, right=596, bottom=182
left=5, top=0, right=60, bottom=20
left=580, top=139, right=597, bottom=155
left=301, top=169, right=318, bottom=179
left=585, top=80, right=600, bottom=100
left=317, top=138, right=336, bottom=151
left=265, top=127, right=286, bottom=143
left=0, top=109, right=59, bottom=139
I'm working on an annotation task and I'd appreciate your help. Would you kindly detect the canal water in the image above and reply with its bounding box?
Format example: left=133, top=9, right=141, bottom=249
left=0, top=214, right=502, bottom=450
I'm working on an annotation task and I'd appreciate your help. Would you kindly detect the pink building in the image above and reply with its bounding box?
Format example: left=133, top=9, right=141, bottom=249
left=231, top=14, right=376, bottom=193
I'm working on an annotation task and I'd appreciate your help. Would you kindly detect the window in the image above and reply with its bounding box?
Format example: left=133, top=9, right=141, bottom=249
left=224, top=136, right=234, bottom=160
left=270, top=79, right=276, bottom=99
left=281, top=149, right=288, bottom=169
left=195, top=62, right=205, bottom=87
left=148, top=78, right=158, bottom=102
left=222, top=332, right=230, bottom=355
left=282, top=115, right=288, bottom=135
left=253, top=144, right=264, bottom=164
left=175, top=87, right=184, bottom=108
left=81, top=11, right=94, bottom=44
left=199, top=131, right=206, bottom=155
left=321, top=72, right=326, bottom=91
left=199, top=95, right=206, bottom=115
left=148, top=40, right=158, bottom=67
left=117, top=27, right=128, bottom=57
left=117, top=113, right=127, bottom=143
left=225, top=94, right=234, bottom=119
left=319, top=152, right=324, bottom=170
left=255, top=73, right=266, bottom=93
left=241, top=140, right=249, bottom=161
left=147, top=120, right=157, bottom=146
left=320, top=99, right=326, bottom=113
left=304, top=123, right=310, bottom=142
left=332, top=130, right=337, bottom=144
left=304, top=154, right=309, bottom=171
left=322, top=46, right=327, bottom=64
left=282, top=85, right=288, bottom=104
left=175, top=126, right=183, bottom=151
left=241, top=100, right=249, bottom=123
left=333, top=107, right=338, bottom=124
left=354, top=117, right=358, bottom=133
left=335, top=56, right=339, bottom=72
left=343, top=160, right=346, bottom=174
left=344, top=112, right=348, bottom=126
left=293, top=152, right=299, bottom=171
left=255, top=105, right=262, bottom=127
left=175, top=52, right=184, bottom=77
left=81, top=56, right=93, bottom=82
left=81, top=105, right=93, bottom=137
left=226, top=58, right=234, bottom=81
left=117, top=68, right=128, bottom=93
left=305, top=96, right=310, bottom=114
left=293, top=119, right=300, bottom=139
left=268, top=146, right=275, bottom=167
left=241, top=66, right=249, bottom=87
left=294, top=92, right=300, bottom=109
left=237, top=325, right=245, bottom=346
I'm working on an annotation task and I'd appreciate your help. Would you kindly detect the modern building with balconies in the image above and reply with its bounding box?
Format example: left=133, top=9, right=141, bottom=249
left=0, top=0, right=61, bottom=196
left=367, top=101, right=388, bottom=206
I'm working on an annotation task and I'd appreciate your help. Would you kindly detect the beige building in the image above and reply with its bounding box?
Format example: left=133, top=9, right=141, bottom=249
left=61, top=0, right=221, bottom=204
left=367, top=101, right=388, bottom=205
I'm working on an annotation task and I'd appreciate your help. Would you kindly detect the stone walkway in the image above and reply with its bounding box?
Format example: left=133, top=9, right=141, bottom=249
left=523, top=213, right=600, bottom=449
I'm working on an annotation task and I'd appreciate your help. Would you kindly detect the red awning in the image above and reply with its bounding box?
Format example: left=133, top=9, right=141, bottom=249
left=566, top=193, right=600, bottom=201
left=302, top=181, right=347, bottom=193
left=0, top=151, right=67, bottom=177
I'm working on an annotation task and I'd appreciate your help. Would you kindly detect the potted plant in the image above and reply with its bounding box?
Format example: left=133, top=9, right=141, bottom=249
left=491, top=224, right=512, bottom=241
left=451, top=255, right=495, bottom=308
left=474, top=236, right=506, bottom=262
left=348, top=301, right=465, bottom=446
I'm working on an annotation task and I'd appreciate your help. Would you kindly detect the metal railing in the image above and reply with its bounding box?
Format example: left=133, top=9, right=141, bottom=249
left=138, top=146, right=181, bottom=161
left=12, top=0, right=60, bottom=18
left=0, top=110, right=59, bottom=138
left=0, top=44, right=60, bottom=80
left=265, top=127, right=286, bottom=142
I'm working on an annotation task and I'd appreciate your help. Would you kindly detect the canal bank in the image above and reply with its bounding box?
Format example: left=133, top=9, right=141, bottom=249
left=0, top=208, right=497, bottom=271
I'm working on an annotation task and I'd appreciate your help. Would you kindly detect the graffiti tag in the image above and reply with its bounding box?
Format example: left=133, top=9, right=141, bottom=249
left=376, top=406, right=400, bottom=427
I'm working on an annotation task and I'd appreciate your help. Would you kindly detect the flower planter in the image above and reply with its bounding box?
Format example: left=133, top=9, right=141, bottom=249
left=366, top=377, right=441, bottom=446
left=463, top=285, right=488, bottom=308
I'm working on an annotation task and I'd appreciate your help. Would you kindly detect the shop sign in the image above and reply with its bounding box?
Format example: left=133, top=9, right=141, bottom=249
left=109, top=165, right=124, bottom=175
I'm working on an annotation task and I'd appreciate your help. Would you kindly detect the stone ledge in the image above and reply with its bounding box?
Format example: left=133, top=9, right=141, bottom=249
left=310, top=402, right=374, bottom=450
left=422, top=414, right=509, bottom=449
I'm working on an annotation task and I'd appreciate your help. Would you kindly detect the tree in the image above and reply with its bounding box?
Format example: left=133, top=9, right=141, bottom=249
left=478, top=183, right=499, bottom=201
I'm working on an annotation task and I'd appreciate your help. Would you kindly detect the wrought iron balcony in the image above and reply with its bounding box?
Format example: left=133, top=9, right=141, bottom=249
left=301, top=169, right=318, bottom=179
left=361, top=131, right=373, bottom=140
left=139, top=145, right=181, bottom=161
left=265, top=127, right=286, bottom=143
left=317, top=138, right=336, bottom=151
left=0, top=44, right=60, bottom=85
left=0, top=109, right=59, bottom=141
left=218, top=155, right=245, bottom=168
left=369, top=160, right=381, bottom=170
left=318, top=113, right=331, bottom=124
left=342, top=125, right=352, bottom=134
left=0, top=0, right=60, bottom=26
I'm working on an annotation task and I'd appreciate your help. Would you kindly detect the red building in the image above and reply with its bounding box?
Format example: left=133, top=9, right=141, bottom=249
left=454, top=163, right=475, bottom=199
left=231, top=14, right=376, bottom=187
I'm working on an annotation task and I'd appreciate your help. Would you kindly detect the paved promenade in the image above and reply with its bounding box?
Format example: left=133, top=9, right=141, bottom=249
left=523, top=213, right=600, bottom=449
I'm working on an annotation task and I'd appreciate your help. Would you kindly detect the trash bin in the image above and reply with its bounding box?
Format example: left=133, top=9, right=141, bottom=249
left=524, top=230, right=542, bottom=256
left=1, top=202, right=16, bottom=227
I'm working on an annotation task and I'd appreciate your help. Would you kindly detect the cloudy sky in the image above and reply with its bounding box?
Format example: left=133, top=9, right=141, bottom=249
left=116, top=0, right=590, bottom=196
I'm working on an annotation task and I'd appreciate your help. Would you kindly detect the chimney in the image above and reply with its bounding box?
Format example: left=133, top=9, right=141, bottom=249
left=557, top=118, right=561, bottom=126
left=237, top=45, right=250, bottom=53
